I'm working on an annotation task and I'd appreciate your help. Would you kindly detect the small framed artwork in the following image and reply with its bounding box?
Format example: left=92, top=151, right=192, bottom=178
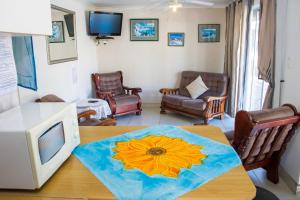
left=49, top=21, right=65, bottom=43
left=130, top=19, right=159, bottom=41
left=198, top=24, right=220, bottom=43
left=168, top=32, right=185, bottom=47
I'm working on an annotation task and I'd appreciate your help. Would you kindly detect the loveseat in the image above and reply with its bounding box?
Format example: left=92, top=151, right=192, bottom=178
left=160, top=71, right=229, bottom=124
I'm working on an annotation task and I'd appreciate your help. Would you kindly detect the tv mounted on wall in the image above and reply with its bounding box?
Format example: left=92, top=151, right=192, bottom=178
left=89, top=11, right=123, bottom=37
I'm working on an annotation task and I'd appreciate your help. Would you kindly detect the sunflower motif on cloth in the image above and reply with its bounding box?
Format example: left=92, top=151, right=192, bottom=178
left=113, top=135, right=207, bottom=178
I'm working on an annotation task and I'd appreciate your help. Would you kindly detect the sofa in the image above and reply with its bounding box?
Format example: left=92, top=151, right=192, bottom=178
left=160, top=71, right=229, bottom=124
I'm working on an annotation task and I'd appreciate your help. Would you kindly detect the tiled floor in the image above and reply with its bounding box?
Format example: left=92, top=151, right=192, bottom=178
left=116, top=104, right=300, bottom=200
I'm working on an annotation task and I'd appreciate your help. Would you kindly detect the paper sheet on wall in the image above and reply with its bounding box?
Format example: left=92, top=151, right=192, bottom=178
left=0, top=34, right=18, bottom=96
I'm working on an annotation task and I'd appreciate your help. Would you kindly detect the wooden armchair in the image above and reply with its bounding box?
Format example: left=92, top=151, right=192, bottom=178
left=92, top=71, right=142, bottom=117
left=160, top=71, right=228, bottom=124
left=230, top=104, right=299, bottom=184
left=36, top=94, right=116, bottom=126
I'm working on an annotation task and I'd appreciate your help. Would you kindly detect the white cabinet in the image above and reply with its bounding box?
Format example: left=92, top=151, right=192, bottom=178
left=0, top=0, right=52, bottom=35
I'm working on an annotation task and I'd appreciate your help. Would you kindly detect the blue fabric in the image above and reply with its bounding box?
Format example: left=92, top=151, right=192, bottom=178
left=12, top=36, right=37, bottom=91
left=73, top=125, right=241, bottom=200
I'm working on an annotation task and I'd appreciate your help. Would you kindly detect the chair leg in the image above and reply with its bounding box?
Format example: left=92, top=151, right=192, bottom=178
left=265, top=154, right=280, bottom=184
left=136, top=111, right=141, bottom=115
left=204, top=118, right=208, bottom=125
left=108, top=115, right=115, bottom=119
left=160, top=107, right=166, bottom=114
left=266, top=165, right=279, bottom=184
left=218, top=114, right=225, bottom=120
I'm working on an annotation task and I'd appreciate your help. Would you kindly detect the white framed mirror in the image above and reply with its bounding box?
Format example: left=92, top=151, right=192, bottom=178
left=47, top=5, right=78, bottom=64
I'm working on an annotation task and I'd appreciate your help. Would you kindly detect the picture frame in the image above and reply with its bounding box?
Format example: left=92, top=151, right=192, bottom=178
left=49, top=21, right=65, bottom=43
left=198, top=24, right=220, bottom=43
left=168, top=32, right=185, bottom=47
left=130, top=19, right=159, bottom=41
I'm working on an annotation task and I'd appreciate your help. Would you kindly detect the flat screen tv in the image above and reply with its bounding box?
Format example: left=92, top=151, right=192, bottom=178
left=89, top=11, right=123, bottom=36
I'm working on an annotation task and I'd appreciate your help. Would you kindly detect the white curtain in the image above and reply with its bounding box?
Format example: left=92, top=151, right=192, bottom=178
left=257, top=0, right=276, bottom=108
left=224, top=0, right=252, bottom=117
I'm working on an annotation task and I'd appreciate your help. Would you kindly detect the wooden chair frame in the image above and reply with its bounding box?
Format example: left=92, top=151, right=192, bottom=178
left=232, top=104, right=299, bottom=184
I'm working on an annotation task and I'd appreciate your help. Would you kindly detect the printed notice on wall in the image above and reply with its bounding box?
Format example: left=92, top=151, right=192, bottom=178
left=0, top=34, right=17, bottom=96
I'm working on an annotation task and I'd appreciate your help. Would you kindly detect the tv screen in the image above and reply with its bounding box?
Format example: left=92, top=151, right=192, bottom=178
left=89, top=11, right=123, bottom=36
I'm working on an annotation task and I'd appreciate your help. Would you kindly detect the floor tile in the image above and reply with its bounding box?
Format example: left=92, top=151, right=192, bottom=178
left=222, top=115, right=235, bottom=132
left=116, top=114, right=132, bottom=126
left=128, top=107, right=160, bottom=126
left=159, top=112, right=195, bottom=126
left=252, top=168, right=300, bottom=200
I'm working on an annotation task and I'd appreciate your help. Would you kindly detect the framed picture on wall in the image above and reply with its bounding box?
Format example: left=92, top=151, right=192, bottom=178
left=49, top=21, right=65, bottom=43
left=130, top=19, right=159, bottom=41
left=198, top=24, right=220, bottom=43
left=168, top=33, right=185, bottom=47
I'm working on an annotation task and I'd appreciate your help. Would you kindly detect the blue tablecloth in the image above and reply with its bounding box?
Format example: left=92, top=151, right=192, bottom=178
left=73, top=125, right=241, bottom=200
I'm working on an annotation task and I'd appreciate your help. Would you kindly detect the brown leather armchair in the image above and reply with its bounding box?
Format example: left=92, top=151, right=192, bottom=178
left=36, top=94, right=116, bottom=126
left=229, top=104, right=299, bottom=184
left=160, top=71, right=229, bottom=124
left=92, top=71, right=142, bottom=117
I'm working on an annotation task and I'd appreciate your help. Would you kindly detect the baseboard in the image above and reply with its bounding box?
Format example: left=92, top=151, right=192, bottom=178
left=279, top=165, right=300, bottom=194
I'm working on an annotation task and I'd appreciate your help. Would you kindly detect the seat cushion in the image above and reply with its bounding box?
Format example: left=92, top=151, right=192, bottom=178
left=181, top=99, right=207, bottom=111
left=162, top=95, right=191, bottom=106
left=114, top=95, right=139, bottom=106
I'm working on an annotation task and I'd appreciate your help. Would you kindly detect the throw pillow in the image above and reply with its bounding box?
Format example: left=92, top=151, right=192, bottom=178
left=186, top=76, right=209, bottom=99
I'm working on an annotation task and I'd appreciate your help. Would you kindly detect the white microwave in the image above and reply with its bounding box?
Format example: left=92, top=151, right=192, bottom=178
left=0, top=102, right=80, bottom=190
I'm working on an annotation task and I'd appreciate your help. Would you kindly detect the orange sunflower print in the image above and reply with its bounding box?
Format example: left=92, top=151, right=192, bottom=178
left=113, top=135, right=207, bottom=178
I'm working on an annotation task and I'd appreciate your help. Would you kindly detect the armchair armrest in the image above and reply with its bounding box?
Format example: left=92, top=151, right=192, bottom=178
left=159, top=88, right=179, bottom=95
left=203, top=96, right=227, bottom=120
left=123, top=86, right=142, bottom=95
left=203, top=96, right=227, bottom=103
left=95, top=90, right=117, bottom=114
left=77, top=110, right=97, bottom=122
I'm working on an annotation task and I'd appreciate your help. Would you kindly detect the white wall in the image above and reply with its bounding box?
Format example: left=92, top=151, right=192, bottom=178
left=19, top=0, right=98, bottom=103
left=96, top=8, right=226, bottom=103
left=0, top=0, right=52, bottom=35
left=278, top=0, right=300, bottom=185
left=273, top=0, right=288, bottom=107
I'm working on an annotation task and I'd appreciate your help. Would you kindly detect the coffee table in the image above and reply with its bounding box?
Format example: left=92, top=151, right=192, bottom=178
left=0, top=126, right=256, bottom=200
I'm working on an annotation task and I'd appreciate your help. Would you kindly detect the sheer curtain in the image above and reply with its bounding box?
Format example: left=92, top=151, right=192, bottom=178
left=224, top=0, right=253, bottom=117
left=243, top=5, right=269, bottom=111
left=257, top=0, right=276, bottom=108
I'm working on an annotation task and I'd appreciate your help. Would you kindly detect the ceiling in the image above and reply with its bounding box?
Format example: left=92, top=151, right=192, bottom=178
left=84, top=0, right=232, bottom=8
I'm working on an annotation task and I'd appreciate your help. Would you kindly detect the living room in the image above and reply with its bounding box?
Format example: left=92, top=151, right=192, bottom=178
left=0, top=0, right=300, bottom=200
